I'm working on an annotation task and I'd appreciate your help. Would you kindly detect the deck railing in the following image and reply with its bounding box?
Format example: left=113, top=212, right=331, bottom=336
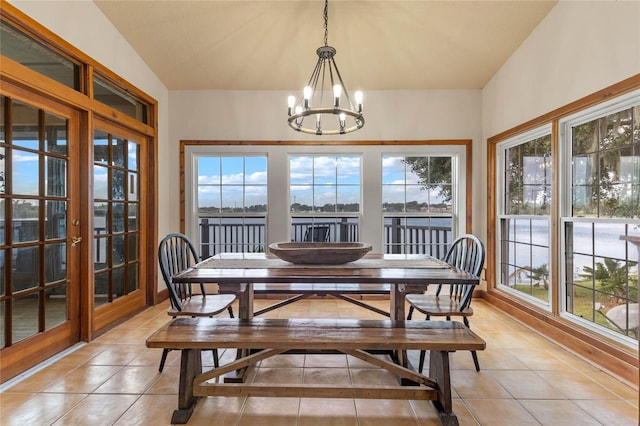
left=198, top=216, right=452, bottom=258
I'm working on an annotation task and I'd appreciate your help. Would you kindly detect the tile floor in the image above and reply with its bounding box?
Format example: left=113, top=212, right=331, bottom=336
left=1, top=298, right=638, bottom=425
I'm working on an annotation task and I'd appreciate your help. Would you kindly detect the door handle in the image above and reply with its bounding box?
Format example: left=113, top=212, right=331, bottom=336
left=71, top=236, right=83, bottom=247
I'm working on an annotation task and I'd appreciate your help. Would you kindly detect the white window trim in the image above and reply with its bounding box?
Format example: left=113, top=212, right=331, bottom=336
left=557, top=89, right=640, bottom=347
left=495, top=124, right=553, bottom=311
left=184, top=144, right=467, bottom=254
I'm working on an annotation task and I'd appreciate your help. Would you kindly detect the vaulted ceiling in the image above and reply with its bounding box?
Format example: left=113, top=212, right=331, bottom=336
left=93, top=1, right=557, bottom=91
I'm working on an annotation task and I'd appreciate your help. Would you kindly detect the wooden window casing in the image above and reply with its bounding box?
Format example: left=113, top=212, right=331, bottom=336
left=487, top=74, right=640, bottom=386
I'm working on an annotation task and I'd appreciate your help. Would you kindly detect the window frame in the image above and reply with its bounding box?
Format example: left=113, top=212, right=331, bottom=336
left=182, top=141, right=471, bottom=255
left=495, top=124, right=553, bottom=309
left=381, top=154, right=457, bottom=256
left=487, top=76, right=640, bottom=378
left=288, top=154, right=363, bottom=243
left=558, top=89, right=640, bottom=345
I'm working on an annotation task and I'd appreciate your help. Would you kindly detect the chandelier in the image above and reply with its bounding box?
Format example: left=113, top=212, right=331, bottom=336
left=287, top=0, right=364, bottom=135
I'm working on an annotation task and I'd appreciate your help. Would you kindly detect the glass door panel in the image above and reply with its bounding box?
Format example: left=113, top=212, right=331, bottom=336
left=0, top=92, right=80, bottom=358
left=92, top=120, right=144, bottom=324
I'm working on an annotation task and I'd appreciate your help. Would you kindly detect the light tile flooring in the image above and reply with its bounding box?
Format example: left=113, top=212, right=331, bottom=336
left=1, top=298, right=638, bottom=425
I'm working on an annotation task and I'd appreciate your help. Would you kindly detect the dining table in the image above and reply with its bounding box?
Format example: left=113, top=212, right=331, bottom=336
left=173, top=252, right=482, bottom=373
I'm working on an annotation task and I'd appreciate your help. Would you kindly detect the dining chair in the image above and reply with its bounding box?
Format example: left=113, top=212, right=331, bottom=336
left=157, top=232, right=236, bottom=372
left=406, top=234, right=485, bottom=372
left=303, top=225, right=330, bottom=242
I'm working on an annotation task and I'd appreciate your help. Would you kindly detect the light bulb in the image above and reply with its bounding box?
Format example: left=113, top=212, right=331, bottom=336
left=287, top=95, right=296, bottom=115
left=339, top=112, right=346, bottom=133
left=303, top=86, right=312, bottom=109
left=303, top=86, right=312, bottom=100
left=333, top=84, right=342, bottom=108
left=355, top=91, right=363, bottom=113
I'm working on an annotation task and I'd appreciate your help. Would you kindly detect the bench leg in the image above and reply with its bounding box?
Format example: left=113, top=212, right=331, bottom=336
left=429, top=350, right=458, bottom=426
left=171, top=349, right=202, bottom=424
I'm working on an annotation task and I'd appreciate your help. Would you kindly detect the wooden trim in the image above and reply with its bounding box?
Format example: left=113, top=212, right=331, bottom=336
left=179, top=141, right=187, bottom=234
left=486, top=76, right=640, bottom=386
left=93, top=290, right=146, bottom=332
left=80, top=110, right=94, bottom=342
left=0, top=323, right=76, bottom=382
left=179, top=139, right=474, bottom=236
left=488, top=74, right=640, bottom=144
left=0, top=81, right=84, bottom=379
left=465, top=140, right=473, bottom=233
left=147, top=105, right=160, bottom=305
left=181, top=139, right=472, bottom=147
left=1, top=1, right=156, bottom=108
left=484, top=289, right=638, bottom=386
left=0, top=0, right=161, bottom=379
left=486, top=139, right=497, bottom=295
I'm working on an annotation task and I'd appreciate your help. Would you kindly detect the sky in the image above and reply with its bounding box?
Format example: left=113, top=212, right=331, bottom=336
left=195, top=154, right=448, bottom=210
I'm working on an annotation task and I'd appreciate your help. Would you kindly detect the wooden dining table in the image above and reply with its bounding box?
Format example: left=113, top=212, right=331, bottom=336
left=173, top=252, right=481, bottom=370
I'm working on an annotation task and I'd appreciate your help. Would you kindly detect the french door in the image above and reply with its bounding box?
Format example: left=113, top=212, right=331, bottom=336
left=0, top=85, right=81, bottom=380
left=91, top=119, right=146, bottom=332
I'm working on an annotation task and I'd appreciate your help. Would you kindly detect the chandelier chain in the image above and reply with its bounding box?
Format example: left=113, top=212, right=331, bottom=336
left=323, top=0, right=329, bottom=46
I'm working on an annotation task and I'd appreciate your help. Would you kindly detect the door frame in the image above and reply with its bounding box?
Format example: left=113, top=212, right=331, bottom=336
left=0, top=81, right=81, bottom=381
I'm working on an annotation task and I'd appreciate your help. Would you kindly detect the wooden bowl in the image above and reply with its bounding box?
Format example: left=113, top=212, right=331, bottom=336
left=269, top=242, right=372, bottom=264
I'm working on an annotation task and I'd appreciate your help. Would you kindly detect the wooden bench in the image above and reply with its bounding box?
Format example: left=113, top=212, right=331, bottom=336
left=146, top=317, right=486, bottom=426
left=251, top=283, right=391, bottom=316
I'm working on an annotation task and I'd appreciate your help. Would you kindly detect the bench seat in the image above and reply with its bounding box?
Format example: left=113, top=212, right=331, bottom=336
left=146, top=318, right=485, bottom=426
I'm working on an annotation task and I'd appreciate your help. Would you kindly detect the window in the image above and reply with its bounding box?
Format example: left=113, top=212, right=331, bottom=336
left=0, top=21, right=80, bottom=90
left=560, top=92, right=639, bottom=342
left=93, top=129, right=141, bottom=307
left=0, top=97, right=71, bottom=345
left=496, top=127, right=552, bottom=305
left=184, top=142, right=469, bottom=256
left=289, top=155, right=361, bottom=242
left=93, top=74, right=148, bottom=124
left=196, top=155, right=268, bottom=256
left=382, top=155, right=454, bottom=256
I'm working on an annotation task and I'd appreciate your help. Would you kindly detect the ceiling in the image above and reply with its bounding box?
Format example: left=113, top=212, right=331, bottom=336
left=93, top=0, right=557, bottom=91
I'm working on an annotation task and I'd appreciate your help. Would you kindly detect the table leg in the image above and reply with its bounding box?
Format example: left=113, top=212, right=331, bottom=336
left=390, top=284, right=408, bottom=368
left=429, top=350, right=458, bottom=426
left=238, top=282, right=254, bottom=320
left=171, top=349, right=202, bottom=424
left=390, top=283, right=406, bottom=321
left=225, top=282, right=253, bottom=383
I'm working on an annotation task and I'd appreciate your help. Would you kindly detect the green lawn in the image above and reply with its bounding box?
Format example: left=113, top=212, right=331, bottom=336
left=511, top=278, right=638, bottom=338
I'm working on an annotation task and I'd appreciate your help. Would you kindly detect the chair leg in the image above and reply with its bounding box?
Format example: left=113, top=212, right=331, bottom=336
left=462, top=317, right=480, bottom=371
left=418, top=350, right=426, bottom=373
left=212, top=349, right=220, bottom=368
left=159, top=348, right=170, bottom=372
left=407, top=305, right=414, bottom=320
left=227, top=306, right=234, bottom=318
left=471, top=350, right=480, bottom=372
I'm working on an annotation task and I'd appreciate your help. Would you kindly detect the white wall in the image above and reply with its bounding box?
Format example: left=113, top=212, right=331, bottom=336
left=9, top=0, right=173, bottom=239
left=483, top=1, right=640, bottom=138
left=481, top=0, right=640, bottom=245
left=169, top=89, right=484, bottom=237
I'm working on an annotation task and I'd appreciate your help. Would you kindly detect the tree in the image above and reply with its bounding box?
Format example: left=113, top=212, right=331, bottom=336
left=527, top=264, right=549, bottom=290
left=403, top=156, right=452, bottom=202
left=581, top=258, right=638, bottom=304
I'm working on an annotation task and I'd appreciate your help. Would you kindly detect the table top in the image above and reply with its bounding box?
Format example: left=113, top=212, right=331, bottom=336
left=174, top=253, right=481, bottom=285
